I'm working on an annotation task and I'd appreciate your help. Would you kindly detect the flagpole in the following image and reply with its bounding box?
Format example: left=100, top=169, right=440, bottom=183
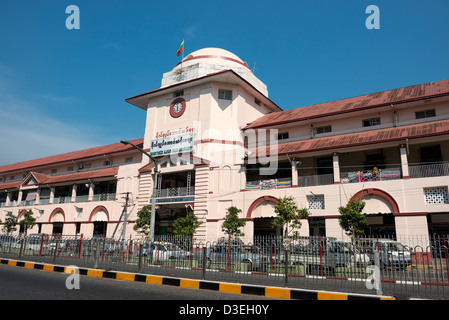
left=181, top=39, right=184, bottom=71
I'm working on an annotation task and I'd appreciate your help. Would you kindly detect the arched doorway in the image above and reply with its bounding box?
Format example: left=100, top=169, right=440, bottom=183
left=89, top=206, right=109, bottom=238
left=49, top=208, right=65, bottom=235
left=247, top=196, right=281, bottom=237
left=350, top=188, right=399, bottom=237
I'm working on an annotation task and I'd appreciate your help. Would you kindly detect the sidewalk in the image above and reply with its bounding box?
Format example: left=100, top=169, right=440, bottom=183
left=0, top=257, right=397, bottom=300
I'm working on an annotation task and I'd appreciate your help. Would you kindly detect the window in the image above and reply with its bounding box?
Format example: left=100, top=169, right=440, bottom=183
left=424, top=187, right=449, bottom=204
left=307, top=195, right=325, bottom=210
left=67, top=166, right=74, bottom=172
left=125, top=157, right=133, bottom=163
left=174, top=90, right=184, bottom=97
left=363, top=117, right=381, bottom=127
left=218, top=89, right=232, bottom=100
left=316, top=125, right=332, bottom=134
left=277, top=132, right=289, bottom=140
left=51, top=169, right=57, bottom=174
left=415, top=109, right=436, bottom=119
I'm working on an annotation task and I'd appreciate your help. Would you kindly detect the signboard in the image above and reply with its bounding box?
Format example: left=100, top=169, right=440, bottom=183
left=156, top=196, right=195, bottom=204
left=150, top=133, right=194, bottom=157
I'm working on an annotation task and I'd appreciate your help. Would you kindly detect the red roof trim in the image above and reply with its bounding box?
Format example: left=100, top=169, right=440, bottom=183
left=250, top=120, right=449, bottom=157
left=245, top=79, right=449, bottom=129
left=0, top=139, right=143, bottom=175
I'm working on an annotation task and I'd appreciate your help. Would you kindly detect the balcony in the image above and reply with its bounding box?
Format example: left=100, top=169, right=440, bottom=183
left=157, top=187, right=195, bottom=198
left=245, top=177, right=292, bottom=191
left=298, top=174, right=333, bottom=187
left=75, top=193, right=116, bottom=203
left=340, top=167, right=402, bottom=184
left=409, top=162, right=449, bottom=179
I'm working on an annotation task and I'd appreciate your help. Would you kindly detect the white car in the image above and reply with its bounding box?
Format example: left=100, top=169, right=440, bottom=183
left=143, top=242, right=190, bottom=263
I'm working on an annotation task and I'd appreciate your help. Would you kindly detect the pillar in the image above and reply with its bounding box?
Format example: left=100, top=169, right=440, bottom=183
left=333, top=152, right=340, bottom=184
left=399, top=144, right=410, bottom=179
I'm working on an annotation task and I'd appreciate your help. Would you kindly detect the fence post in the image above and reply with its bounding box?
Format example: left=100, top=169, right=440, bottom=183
left=284, top=246, right=289, bottom=287
left=137, top=243, right=143, bottom=273
left=52, top=236, right=60, bottom=265
left=18, top=237, right=24, bottom=260
left=202, top=246, right=207, bottom=280
left=94, top=240, right=100, bottom=269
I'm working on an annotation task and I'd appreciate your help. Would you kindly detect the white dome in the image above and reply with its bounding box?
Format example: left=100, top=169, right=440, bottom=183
left=173, top=47, right=249, bottom=71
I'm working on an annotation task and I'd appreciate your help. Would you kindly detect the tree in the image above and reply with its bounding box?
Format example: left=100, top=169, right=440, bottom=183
left=133, top=205, right=152, bottom=236
left=221, top=206, right=246, bottom=237
left=272, top=196, right=309, bottom=239
left=338, top=198, right=367, bottom=243
left=18, top=210, right=36, bottom=236
left=2, top=212, right=17, bottom=234
left=173, top=210, right=202, bottom=236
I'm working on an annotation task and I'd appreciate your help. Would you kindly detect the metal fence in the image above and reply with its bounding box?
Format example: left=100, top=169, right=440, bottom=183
left=1, top=233, right=448, bottom=299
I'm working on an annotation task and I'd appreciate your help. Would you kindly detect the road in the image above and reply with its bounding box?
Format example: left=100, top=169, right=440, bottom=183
left=0, top=263, right=279, bottom=301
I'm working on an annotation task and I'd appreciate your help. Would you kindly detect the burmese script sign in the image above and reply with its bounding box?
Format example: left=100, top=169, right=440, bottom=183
left=150, top=133, right=194, bottom=157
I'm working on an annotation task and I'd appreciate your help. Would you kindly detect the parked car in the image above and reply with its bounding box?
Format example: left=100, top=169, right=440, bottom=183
left=360, top=238, right=412, bottom=270
left=283, top=240, right=371, bottom=270
left=143, top=241, right=190, bottom=263
left=194, top=242, right=275, bottom=271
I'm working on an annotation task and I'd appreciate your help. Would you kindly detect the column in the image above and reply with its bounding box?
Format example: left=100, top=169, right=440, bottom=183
left=239, top=165, right=246, bottom=191
left=291, top=158, right=298, bottom=187
left=71, top=184, right=77, bottom=203
left=88, top=183, right=94, bottom=202
left=49, top=187, right=55, bottom=204
left=399, top=144, right=410, bottom=179
left=17, top=190, right=23, bottom=206
left=332, top=152, right=340, bottom=184
left=5, top=192, right=11, bottom=207
left=35, top=188, right=41, bottom=205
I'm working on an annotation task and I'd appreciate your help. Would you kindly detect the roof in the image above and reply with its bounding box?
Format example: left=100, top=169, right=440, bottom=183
left=126, top=69, right=282, bottom=112
left=0, top=138, right=144, bottom=175
left=249, top=119, right=449, bottom=158
left=0, top=167, right=119, bottom=191
left=245, top=79, right=449, bottom=129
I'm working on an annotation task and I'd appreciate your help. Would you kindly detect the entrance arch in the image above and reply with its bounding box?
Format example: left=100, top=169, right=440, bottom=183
left=350, top=188, right=399, bottom=236
left=89, top=206, right=109, bottom=237
left=247, top=196, right=280, bottom=236
left=49, top=208, right=65, bottom=235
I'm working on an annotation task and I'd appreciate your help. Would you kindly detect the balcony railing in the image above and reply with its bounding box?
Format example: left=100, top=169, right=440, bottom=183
left=157, top=187, right=195, bottom=198
left=245, top=177, right=292, bottom=191
left=19, top=200, right=36, bottom=206
left=298, top=174, right=333, bottom=187
left=409, top=162, right=449, bottom=179
left=340, top=167, right=401, bottom=184
left=92, top=193, right=116, bottom=202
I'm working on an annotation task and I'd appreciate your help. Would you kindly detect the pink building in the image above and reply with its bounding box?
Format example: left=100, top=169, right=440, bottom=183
left=1, top=48, right=449, bottom=241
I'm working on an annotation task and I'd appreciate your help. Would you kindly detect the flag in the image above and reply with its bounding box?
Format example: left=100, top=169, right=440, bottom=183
left=177, top=40, right=184, bottom=56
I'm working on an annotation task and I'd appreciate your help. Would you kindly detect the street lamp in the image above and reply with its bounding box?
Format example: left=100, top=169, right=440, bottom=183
left=120, top=140, right=159, bottom=242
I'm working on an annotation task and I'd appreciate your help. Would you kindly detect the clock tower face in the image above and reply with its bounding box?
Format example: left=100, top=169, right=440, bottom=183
left=169, top=97, right=186, bottom=118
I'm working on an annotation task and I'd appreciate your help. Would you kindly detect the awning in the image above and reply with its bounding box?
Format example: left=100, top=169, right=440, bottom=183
left=25, top=191, right=37, bottom=201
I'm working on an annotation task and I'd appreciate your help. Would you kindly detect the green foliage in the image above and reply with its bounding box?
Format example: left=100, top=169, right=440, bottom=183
left=338, top=199, right=368, bottom=239
left=133, top=205, right=152, bottom=235
left=2, top=212, right=17, bottom=234
left=221, top=206, right=246, bottom=237
left=173, top=210, right=202, bottom=236
left=272, top=196, right=309, bottom=238
left=18, top=210, right=35, bottom=235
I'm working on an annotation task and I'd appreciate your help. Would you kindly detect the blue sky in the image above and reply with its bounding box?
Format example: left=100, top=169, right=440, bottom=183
left=0, top=0, right=448, bottom=166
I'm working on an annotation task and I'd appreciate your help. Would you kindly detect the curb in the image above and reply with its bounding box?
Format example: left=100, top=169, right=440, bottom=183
left=0, top=258, right=396, bottom=300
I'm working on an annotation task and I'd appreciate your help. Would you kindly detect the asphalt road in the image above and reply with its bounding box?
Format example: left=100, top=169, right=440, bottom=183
left=0, top=263, right=278, bottom=301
